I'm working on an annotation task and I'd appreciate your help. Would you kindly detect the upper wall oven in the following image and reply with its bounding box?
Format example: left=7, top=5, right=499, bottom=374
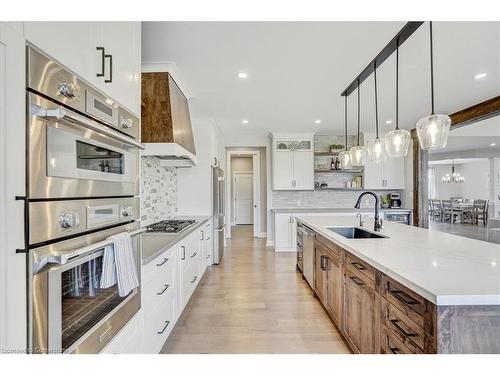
left=26, top=46, right=144, bottom=199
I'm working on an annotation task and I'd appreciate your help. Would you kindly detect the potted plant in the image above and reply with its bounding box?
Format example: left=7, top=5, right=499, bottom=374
left=380, top=194, right=390, bottom=209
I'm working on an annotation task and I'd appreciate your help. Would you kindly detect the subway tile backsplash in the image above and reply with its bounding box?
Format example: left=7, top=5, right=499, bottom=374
left=141, top=156, right=177, bottom=226
left=272, top=190, right=397, bottom=209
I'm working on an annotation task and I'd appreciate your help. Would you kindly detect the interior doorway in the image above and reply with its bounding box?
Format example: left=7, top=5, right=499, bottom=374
left=234, top=172, right=254, bottom=225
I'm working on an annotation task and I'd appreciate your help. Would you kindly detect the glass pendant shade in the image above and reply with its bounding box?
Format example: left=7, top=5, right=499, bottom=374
left=384, top=128, right=411, bottom=157
left=416, top=114, right=451, bottom=150
left=349, top=145, right=368, bottom=167
left=367, top=138, right=387, bottom=162
left=338, top=150, right=352, bottom=169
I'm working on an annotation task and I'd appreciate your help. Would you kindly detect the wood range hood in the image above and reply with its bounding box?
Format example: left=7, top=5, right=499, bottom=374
left=141, top=72, right=198, bottom=167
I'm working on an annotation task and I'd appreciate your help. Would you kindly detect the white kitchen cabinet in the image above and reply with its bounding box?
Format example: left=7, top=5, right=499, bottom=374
left=364, top=156, right=405, bottom=190
left=272, top=133, right=314, bottom=191
left=24, top=22, right=141, bottom=115
left=273, top=213, right=298, bottom=252
left=0, top=21, right=27, bottom=353
left=179, top=229, right=203, bottom=312
left=201, top=221, right=213, bottom=270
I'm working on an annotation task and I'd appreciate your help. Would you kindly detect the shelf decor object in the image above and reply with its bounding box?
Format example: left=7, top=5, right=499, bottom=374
left=367, top=61, right=387, bottom=162
left=416, top=22, right=451, bottom=150
left=384, top=39, right=411, bottom=158
left=349, top=80, right=368, bottom=166
left=339, top=95, right=352, bottom=169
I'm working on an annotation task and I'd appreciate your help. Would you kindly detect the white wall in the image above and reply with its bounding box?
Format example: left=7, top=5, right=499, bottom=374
left=431, top=160, right=490, bottom=200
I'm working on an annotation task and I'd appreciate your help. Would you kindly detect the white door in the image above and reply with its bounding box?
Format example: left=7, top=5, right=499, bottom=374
left=293, top=151, right=314, bottom=190
left=273, top=151, right=294, bottom=190
left=234, top=173, right=254, bottom=224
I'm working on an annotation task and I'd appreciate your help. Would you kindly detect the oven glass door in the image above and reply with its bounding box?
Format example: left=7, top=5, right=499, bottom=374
left=49, top=248, right=135, bottom=352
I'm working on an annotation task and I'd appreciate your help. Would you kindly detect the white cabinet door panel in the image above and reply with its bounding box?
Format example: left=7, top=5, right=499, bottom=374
left=363, top=160, right=384, bottom=189
left=273, top=152, right=294, bottom=190
left=384, top=156, right=405, bottom=189
left=274, top=213, right=292, bottom=249
left=293, top=151, right=314, bottom=190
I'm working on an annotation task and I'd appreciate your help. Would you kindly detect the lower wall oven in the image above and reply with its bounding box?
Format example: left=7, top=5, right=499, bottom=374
left=30, top=223, right=142, bottom=354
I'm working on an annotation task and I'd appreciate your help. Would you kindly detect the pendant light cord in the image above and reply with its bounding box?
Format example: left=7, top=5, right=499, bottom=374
left=374, top=61, right=379, bottom=139
left=357, top=79, right=360, bottom=146
left=344, top=94, right=348, bottom=150
left=395, top=38, right=400, bottom=131
left=430, top=21, right=435, bottom=115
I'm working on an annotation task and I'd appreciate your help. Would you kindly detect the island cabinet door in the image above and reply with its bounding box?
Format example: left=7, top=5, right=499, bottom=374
left=314, top=246, right=327, bottom=303
left=325, top=254, right=343, bottom=327
left=343, top=267, right=377, bottom=353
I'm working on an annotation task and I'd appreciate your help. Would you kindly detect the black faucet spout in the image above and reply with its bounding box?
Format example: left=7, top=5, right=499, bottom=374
left=354, top=191, right=383, bottom=232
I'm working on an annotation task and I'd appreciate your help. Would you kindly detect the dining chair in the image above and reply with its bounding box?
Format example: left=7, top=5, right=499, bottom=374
left=430, top=199, right=442, bottom=221
left=442, top=200, right=453, bottom=222
left=472, top=200, right=488, bottom=225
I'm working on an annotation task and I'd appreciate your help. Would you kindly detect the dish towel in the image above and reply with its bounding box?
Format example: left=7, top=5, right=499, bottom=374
left=100, top=232, right=139, bottom=297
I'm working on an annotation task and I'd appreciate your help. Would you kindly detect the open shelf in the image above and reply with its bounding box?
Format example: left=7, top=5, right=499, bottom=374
left=314, top=169, right=363, bottom=174
left=314, top=151, right=343, bottom=156
left=315, top=187, right=363, bottom=191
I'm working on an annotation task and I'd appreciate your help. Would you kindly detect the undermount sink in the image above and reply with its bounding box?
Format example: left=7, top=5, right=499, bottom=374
left=326, top=226, right=388, bottom=239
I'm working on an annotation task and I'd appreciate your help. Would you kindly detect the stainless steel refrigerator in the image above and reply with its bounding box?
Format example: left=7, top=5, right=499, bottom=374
left=212, top=166, right=225, bottom=264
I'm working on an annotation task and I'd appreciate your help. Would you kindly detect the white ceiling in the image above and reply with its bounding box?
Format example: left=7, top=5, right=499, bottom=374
left=142, top=22, right=500, bottom=139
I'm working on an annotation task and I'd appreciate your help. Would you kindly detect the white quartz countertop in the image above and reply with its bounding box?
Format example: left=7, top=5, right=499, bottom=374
left=272, top=207, right=411, bottom=213
left=296, top=215, right=500, bottom=306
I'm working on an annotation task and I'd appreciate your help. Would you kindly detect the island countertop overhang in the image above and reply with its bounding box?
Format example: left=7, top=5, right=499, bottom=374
left=296, top=215, right=500, bottom=306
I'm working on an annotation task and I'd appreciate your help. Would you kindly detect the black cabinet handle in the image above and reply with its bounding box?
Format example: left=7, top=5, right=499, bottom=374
left=157, top=320, right=170, bottom=334
left=191, top=276, right=198, bottom=284
left=156, top=257, right=169, bottom=267
left=104, top=54, right=113, bottom=83
left=389, top=346, right=400, bottom=354
left=190, top=252, right=197, bottom=258
left=390, top=288, right=419, bottom=305
left=320, top=255, right=327, bottom=271
left=96, top=47, right=105, bottom=77
left=351, top=261, right=366, bottom=271
left=349, top=276, right=365, bottom=286
left=390, top=319, right=416, bottom=337
left=181, top=245, right=186, bottom=260
left=157, top=284, right=170, bottom=295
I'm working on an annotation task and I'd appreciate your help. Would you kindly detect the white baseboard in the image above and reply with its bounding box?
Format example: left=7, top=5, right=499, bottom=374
left=258, top=232, right=267, bottom=238
left=266, top=239, right=274, bottom=247
left=274, top=247, right=297, bottom=253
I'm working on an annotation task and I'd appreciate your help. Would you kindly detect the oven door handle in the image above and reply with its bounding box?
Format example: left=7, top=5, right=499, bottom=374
left=33, top=106, right=145, bottom=150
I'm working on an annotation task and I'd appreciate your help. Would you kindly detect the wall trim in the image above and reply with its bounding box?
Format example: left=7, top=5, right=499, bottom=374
left=258, top=232, right=267, bottom=238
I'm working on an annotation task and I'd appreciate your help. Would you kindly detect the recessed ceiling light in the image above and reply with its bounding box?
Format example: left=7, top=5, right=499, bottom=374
left=242, top=119, right=249, bottom=124
left=314, top=120, right=322, bottom=124
left=238, top=72, right=248, bottom=79
left=490, top=143, right=497, bottom=146
left=385, top=120, right=393, bottom=124
left=474, top=72, right=487, bottom=80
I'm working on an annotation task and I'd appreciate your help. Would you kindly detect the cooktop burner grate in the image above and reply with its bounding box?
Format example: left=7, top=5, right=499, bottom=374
left=146, top=219, right=196, bottom=233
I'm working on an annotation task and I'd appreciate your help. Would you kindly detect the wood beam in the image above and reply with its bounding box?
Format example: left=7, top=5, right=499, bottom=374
left=450, top=95, right=500, bottom=127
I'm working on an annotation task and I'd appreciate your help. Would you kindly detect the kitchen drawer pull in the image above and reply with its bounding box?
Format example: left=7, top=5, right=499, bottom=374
left=191, top=276, right=198, bottom=284
left=390, top=319, right=416, bottom=337
left=206, top=254, right=211, bottom=259
left=156, top=257, right=169, bottom=267
left=190, top=252, right=198, bottom=258
left=201, top=231, right=205, bottom=240
left=96, top=47, right=105, bottom=77
left=181, top=245, right=186, bottom=260
left=157, top=320, right=170, bottom=334
left=349, top=276, right=365, bottom=286
left=98, top=325, right=113, bottom=343
left=389, top=346, right=400, bottom=354
left=104, top=54, right=113, bottom=83
left=351, top=261, right=367, bottom=270
left=390, top=288, right=419, bottom=305
left=320, top=255, right=327, bottom=271
left=157, top=284, right=170, bottom=295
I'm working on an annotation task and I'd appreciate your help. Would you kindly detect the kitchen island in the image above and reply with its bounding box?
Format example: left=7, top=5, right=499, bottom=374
left=296, top=215, right=500, bottom=354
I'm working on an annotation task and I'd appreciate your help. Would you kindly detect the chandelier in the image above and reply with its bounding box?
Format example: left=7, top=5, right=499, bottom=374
left=442, top=160, right=464, bottom=183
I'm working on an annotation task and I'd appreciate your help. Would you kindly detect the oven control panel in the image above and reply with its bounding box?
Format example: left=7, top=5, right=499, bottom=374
left=59, top=211, right=80, bottom=229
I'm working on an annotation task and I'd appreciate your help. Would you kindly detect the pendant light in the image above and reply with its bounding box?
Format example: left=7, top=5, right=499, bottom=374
left=384, top=38, right=411, bottom=157
left=416, top=22, right=451, bottom=150
left=339, top=95, right=352, bottom=169
left=367, top=61, right=387, bottom=162
left=349, top=80, right=368, bottom=166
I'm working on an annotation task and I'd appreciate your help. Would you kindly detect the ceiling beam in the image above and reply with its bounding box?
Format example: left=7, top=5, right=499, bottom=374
left=450, top=95, right=500, bottom=128
left=341, top=21, right=424, bottom=97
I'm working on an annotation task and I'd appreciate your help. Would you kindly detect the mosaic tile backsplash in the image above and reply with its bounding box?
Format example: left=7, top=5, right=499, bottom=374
left=141, top=156, right=177, bottom=226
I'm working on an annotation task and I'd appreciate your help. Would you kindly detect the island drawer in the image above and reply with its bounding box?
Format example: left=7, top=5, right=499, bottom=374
left=380, top=324, right=422, bottom=354
left=380, top=297, right=425, bottom=351
left=379, top=274, right=429, bottom=329
left=142, top=246, right=176, bottom=286
left=345, top=252, right=375, bottom=282
left=315, top=234, right=342, bottom=259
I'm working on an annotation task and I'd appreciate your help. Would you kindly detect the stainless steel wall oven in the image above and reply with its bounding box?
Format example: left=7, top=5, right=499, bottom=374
left=24, top=46, right=144, bottom=354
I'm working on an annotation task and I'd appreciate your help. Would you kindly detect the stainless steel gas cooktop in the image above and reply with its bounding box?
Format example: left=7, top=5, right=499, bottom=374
left=146, top=219, right=196, bottom=233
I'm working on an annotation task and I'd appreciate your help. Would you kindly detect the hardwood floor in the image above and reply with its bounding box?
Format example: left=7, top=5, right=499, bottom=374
left=162, top=225, right=350, bottom=354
